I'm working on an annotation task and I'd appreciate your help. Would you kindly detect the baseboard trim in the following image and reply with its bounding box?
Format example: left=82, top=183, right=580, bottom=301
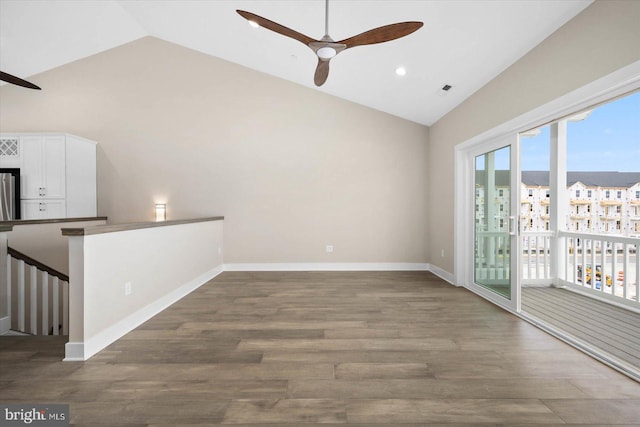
left=224, top=263, right=430, bottom=272
left=0, top=316, right=10, bottom=334
left=63, top=342, right=85, bottom=362
left=64, top=265, right=224, bottom=361
left=427, top=264, right=455, bottom=285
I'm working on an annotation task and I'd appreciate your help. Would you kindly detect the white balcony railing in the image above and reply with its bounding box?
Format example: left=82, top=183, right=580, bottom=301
left=521, top=232, right=553, bottom=284
left=478, top=231, right=639, bottom=309
left=475, top=231, right=510, bottom=282
left=559, top=231, right=639, bottom=309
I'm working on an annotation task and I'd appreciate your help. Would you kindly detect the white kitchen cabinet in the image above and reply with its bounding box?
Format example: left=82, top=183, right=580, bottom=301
left=21, top=199, right=66, bottom=220
left=1, top=133, right=97, bottom=220
left=0, top=136, right=21, bottom=168
left=20, top=135, right=66, bottom=199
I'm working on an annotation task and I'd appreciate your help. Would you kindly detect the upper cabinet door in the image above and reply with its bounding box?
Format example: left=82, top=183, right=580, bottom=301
left=20, top=136, right=44, bottom=199
left=20, top=135, right=66, bottom=199
left=42, top=136, right=66, bottom=199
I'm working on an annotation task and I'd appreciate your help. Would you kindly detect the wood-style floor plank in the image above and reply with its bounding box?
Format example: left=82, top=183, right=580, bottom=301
left=1, top=270, right=639, bottom=425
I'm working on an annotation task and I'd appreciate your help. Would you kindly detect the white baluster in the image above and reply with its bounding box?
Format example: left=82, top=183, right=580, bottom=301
left=611, top=242, right=618, bottom=296
left=18, top=260, right=25, bottom=332
left=635, top=243, right=640, bottom=303
left=52, top=277, right=59, bottom=336
left=42, top=271, right=49, bottom=335
left=527, top=237, right=532, bottom=280
left=599, top=239, right=606, bottom=293
left=623, top=244, right=629, bottom=300
left=30, top=265, right=37, bottom=334
left=6, top=255, right=10, bottom=329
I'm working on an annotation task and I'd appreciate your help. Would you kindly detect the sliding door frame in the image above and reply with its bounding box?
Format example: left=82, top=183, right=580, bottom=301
left=454, top=60, right=640, bottom=314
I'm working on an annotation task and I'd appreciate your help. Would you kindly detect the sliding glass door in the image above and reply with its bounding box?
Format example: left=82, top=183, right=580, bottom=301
left=469, top=136, right=520, bottom=311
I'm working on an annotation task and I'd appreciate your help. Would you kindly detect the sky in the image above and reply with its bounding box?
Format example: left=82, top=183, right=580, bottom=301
left=520, top=90, right=640, bottom=172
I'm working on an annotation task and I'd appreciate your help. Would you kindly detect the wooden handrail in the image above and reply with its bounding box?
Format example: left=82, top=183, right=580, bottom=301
left=7, top=246, right=69, bottom=282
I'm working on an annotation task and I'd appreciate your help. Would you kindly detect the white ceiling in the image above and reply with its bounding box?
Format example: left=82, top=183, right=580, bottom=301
left=0, top=0, right=592, bottom=126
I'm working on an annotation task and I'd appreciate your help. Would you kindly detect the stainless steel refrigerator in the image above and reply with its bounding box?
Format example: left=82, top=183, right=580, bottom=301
left=0, top=169, right=20, bottom=221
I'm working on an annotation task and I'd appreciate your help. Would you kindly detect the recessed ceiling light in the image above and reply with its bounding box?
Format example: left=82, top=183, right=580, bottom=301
left=395, top=66, right=407, bottom=76
left=248, top=20, right=259, bottom=28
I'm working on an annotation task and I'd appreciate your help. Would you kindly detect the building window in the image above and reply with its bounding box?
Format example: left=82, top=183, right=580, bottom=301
left=499, top=204, right=504, bottom=212
left=588, top=190, right=592, bottom=197
left=545, top=222, right=550, bottom=231
left=576, top=189, right=580, bottom=198
left=499, top=218, right=504, bottom=228
left=576, top=206, right=580, bottom=214
left=528, top=189, right=533, bottom=197
left=636, top=190, right=640, bottom=199
left=616, top=205, right=621, bottom=214
left=498, top=189, right=504, bottom=197
left=587, top=205, right=591, bottom=213
left=606, top=190, right=610, bottom=198
left=546, top=190, right=550, bottom=198
left=616, top=220, right=621, bottom=230
left=545, top=206, right=550, bottom=215
left=530, top=204, right=533, bottom=212
left=606, top=222, right=609, bottom=232
left=530, top=219, right=533, bottom=228
left=587, top=219, right=591, bottom=230
left=617, top=190, right=622, bottom=198
left=575, top=222, right=579, bottom=231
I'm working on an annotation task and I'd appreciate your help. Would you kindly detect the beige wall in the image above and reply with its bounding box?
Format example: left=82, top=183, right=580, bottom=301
left=428, top=0, right=640, bottom=273
left=0, top=37, right=429, bottom=264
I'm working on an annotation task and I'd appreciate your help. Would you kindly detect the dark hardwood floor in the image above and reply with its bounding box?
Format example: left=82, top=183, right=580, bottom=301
left=1, top=271, right=640, bottom=425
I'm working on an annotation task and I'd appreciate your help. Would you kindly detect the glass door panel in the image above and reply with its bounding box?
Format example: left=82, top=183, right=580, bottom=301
left=474, top=146, right=512, bottom=299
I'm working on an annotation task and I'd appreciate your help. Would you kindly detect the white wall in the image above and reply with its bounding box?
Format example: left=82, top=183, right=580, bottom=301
left=0, top=37, right=430, bottom=266
left=65, top=219, right=223, bottom=360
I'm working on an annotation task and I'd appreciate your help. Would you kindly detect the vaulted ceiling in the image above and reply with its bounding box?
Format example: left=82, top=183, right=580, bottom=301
left=0, top=0, right=592, bottom=125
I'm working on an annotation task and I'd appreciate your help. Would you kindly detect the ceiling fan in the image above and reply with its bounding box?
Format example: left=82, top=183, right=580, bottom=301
left=237, top=0, right=423, bottom=86
left=0, top=70, right=41, bottom=90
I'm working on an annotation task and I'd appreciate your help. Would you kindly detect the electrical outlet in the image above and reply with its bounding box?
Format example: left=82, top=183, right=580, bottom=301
left=326, top=244, right=334, bottom=253
left=124, top=282, right=132, bottom=296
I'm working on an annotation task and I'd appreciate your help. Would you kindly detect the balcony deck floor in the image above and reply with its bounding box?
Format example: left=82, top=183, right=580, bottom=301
left=522, top=286, right=640, bottom=374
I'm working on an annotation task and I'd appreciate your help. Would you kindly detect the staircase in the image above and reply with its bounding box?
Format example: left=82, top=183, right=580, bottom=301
left=6, top=246, right=69, bottom=336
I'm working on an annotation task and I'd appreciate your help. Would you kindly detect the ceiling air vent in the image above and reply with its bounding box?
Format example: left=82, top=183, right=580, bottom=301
left=442, top=84, right=452, bottom=92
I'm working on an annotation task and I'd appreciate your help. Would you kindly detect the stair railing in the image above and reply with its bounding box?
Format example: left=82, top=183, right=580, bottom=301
left=6, top=246, right=69, bottom=335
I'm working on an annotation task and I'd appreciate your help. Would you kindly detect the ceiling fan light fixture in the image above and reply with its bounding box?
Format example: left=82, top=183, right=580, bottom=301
left=248, top=20, right=260, bottom=28
left=316, top=46, right=337, bottom=59
left=395, top=66, right=407, bottom=76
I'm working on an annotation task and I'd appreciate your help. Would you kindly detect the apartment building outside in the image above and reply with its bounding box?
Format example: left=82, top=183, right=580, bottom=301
left=521, top=171, right=640, bottom=238
left=475, top=171, right=640, bottom=238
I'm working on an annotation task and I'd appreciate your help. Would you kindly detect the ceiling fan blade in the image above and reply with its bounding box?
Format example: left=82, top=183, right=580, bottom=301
left=237, top=10, right=316, bottom=46
left=314, top=59, right=330, bottom=87
left=338, top=21, right=423, bottom=49
left=0, top=70, right=41, bottom=90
